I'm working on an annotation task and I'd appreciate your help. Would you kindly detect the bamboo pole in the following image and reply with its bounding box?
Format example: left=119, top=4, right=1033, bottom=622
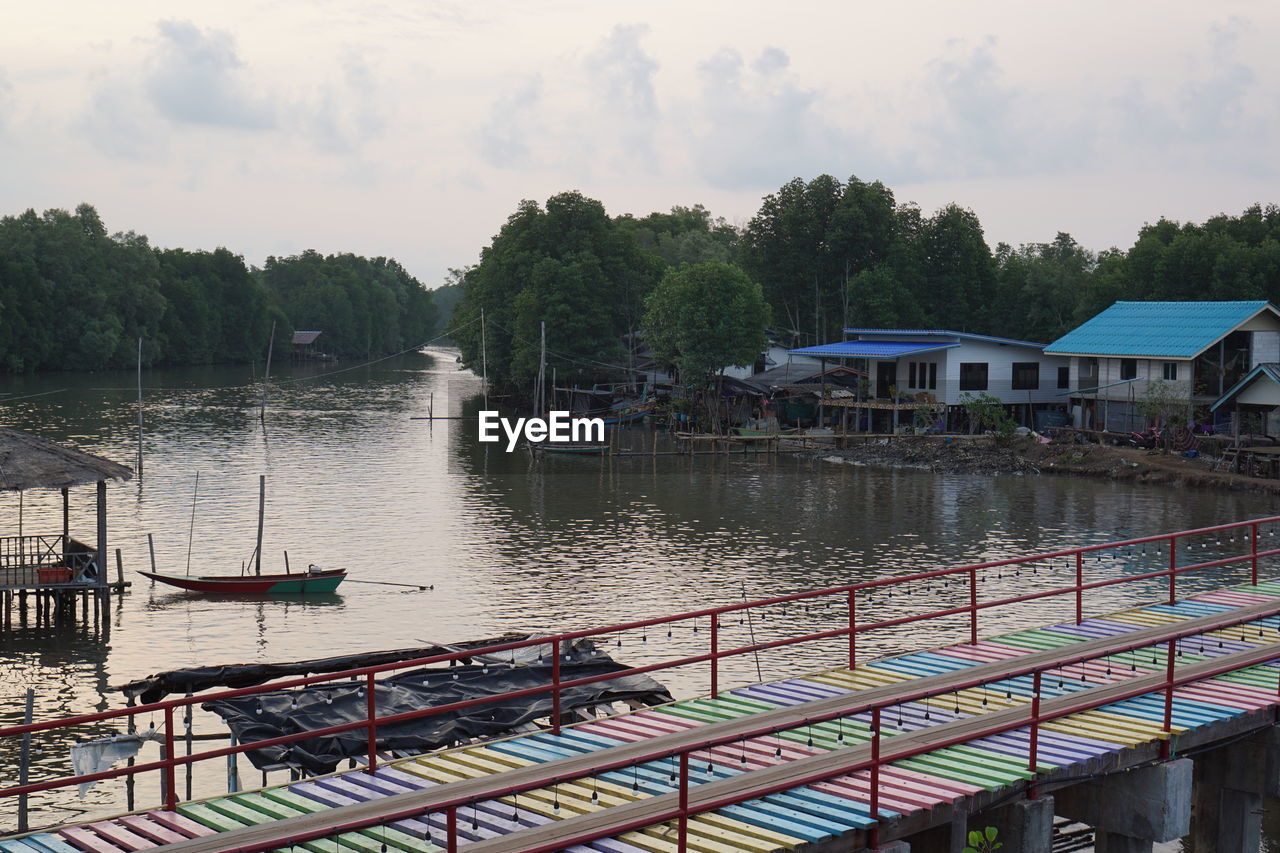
left=260, top=321, right=276, bottom=423
left=254, top=475, right=265, bottom=576
left=137, top=337, right=144, bottom=477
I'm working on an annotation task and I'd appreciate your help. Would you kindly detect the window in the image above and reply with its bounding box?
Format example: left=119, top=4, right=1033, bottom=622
left=959, top=362, right=988, bottom=391
left=1080, top=357, right=1098, bottom=380
left=1120, top=358, right=1137, bottom=380
left=908, top=362, right=918, bottom=388
left=928, top=363, right=937, bottom=390
left=1163, top=362, right=1178, bottom=381
left=1057, top=366, right=1070, bottom=389
left=1012, top=362, right=1040, bottom=391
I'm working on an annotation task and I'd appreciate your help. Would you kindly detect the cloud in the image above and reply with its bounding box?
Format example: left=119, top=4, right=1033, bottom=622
left=1178, top=22, right=1258, bottom=142
left=0, top=69, right=12, bottom=136
left=304, top=54, right=388, bottom=155
left=688, top=47, right=885, bottom=190
left=477, top=75, right=542, bottom=169
left=145, top=20, right=275, bottom=130
left=78, top=78, right=166, bottom=160
left=584, top=24, right=660, bottom=169
left=917, top=38, right=1095, bottom=179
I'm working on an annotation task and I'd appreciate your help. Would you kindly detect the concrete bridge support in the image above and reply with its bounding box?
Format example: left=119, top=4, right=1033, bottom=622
left=979, top=796, right=1055, bottom=853
left=1054, top=758, right=1192, bottom=852
left=1190, top=728, right=1280, bottom=852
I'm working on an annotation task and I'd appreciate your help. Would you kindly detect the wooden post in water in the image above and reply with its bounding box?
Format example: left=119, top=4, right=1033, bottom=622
left=254, top=475, right=265, bottom=576
left=260, top=321, right=276, bottom=423
left=480, top=309, right=489, bottom=410
left=18, top=688, right=33, bottom=831
left=137, top=336, right=144, bottom=477
left=115, top=548, right=124, bottom=587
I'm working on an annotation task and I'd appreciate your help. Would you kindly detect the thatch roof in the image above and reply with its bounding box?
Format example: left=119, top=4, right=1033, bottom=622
left=0, top=427, right=133, bottom=491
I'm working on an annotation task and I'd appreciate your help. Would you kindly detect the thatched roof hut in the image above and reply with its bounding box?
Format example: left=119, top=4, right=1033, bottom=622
left=0, top=427, right=133, bottom=492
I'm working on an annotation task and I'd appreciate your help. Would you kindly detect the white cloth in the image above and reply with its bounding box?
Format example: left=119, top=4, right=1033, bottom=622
left=70, top=728, right=162, bottom=798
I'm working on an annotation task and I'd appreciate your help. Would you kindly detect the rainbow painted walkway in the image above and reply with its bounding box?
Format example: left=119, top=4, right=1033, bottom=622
left=9, top=581, right=1280, bottom=852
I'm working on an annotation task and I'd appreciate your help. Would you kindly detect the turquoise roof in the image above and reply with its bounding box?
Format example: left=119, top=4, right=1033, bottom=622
left=1045, top=301, right=1277, bottom=358
left=1211, top=363, right=1280, bottom=411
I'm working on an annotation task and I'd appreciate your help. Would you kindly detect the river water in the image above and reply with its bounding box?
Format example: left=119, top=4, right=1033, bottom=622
left=0, top=350, right=1274, bottom=844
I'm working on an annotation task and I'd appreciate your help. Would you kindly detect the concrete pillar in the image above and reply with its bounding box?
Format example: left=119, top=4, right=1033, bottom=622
left=1055, top=758, right=1191, bottom=844
left=1093, top=830, right=1153, bottom=853
left=900, top=816, right=966, bottom=853
left=976, top=796, right=1053, bottom=853
left=1191, top=730, right=1278, bottom=852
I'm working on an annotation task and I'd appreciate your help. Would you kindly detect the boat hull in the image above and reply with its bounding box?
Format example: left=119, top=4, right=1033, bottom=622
left=138, top=569, right=346, bottom=594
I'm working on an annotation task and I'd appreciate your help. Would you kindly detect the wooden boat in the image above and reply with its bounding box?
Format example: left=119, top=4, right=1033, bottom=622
left=733, top=426, right=800, bottom=438
left=602, top=406, right=651, bottom=426
left=139, top=567, right=346, bottom=594
left=539, top=443, right=609, bottom=455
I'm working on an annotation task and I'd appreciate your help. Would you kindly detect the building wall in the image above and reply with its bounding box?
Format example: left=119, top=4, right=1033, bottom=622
left=1071, top=356, right=1194, bottom=403
left=855, top=337, right=1068, bottom=407
left=1252, top=332, right=1280, bottom=367
left=935, top=340, right=1068, bottom=406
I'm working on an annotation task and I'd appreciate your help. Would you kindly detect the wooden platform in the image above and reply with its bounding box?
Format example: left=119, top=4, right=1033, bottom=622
left=11, top=582, right=1280, bottom=852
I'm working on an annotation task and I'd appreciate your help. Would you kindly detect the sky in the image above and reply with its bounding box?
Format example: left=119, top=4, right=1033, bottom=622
left=2, top=1, right=1278, bottom=287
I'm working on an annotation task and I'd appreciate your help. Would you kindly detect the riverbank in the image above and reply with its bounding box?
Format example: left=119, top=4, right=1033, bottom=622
left=817, top=436, right=1280, bottom=495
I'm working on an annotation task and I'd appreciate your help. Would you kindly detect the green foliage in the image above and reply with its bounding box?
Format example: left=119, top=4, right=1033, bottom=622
left=642, top=262, right=770, bottom=384
left=614, top=205, right=738, bottom=267
left=960, top=392, right=1018, bottom=442
left=452, top=192, right=664, bottom=394
left=0, top=204, right=436, bottom=372
left=259, top=251, right=436, bottom=360
left=741, top=175, right=987, bottom=344
left=963, top=826, right=1003, bottom=853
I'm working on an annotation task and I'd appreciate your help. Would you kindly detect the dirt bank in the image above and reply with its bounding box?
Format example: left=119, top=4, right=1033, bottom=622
left=817, top=436, right=1280, bottom=495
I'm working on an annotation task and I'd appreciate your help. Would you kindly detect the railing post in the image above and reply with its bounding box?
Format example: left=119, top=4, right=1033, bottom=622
left=677, top=751, right=689, bottom=852
left=1252, top=523, right=1259, bottom=585
left=969, top=568, right=978, bottom=645
left=1075, top=552, right=1083, bottom=624
left=365, top=672, right=378, bottom=773
left=1028, top=671, right=1041, bottom=798
left=869, top=706, right=881, bottom=847
left=551, top=638, right=562, bottom=735
left=447, top=805, right=458, bottom=853
left=162, top=705, right=177, bottom=812
left=710, top=613, right=719, bottom=698
left=1161, top=637, right=1176, bottom=760
left=1169, top=536, right=1177, bottom=605
left=848, top=589, right=857, bottom=670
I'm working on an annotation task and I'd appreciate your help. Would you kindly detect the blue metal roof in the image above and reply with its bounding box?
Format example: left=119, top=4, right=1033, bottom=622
left=1210, top=363, right=1280, bottom=411
left=789, top=341, right=960, bottom=358
left=843, top=329, right=1046, bottom=349
left=1045, top=301, right=1277, bottom=358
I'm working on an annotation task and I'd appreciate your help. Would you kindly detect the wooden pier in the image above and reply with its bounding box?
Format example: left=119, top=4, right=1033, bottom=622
left=8, top=518, right=1280, bottom=852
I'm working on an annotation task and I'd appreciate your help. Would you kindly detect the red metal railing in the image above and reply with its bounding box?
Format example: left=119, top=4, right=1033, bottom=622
left=164, top=596, right=1280, bottom=853
left=3, top=516, right=1279, bottom=828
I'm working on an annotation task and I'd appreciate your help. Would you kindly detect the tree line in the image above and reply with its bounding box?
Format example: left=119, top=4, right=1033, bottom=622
left=453, top=178, right=1280, bottom=394
left=0, top=203, right=439, bottom=372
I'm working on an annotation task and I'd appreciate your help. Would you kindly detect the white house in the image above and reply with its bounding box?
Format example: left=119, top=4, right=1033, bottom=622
left=1044, top=301, right=1280, bottom=432
left=789, top=329, right=1069, bottom=429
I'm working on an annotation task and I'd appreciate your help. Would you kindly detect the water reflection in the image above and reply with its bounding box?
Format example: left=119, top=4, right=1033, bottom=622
left=0, top=349, right=1273, bottom=835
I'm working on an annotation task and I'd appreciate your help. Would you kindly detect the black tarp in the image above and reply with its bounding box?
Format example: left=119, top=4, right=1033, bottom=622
left=119, top=635, right=530, bottom=703
left=201, top=643, right=671, bottom=774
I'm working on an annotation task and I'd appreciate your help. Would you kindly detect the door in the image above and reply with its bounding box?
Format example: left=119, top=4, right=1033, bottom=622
left=876, top=361, right=897, bottom=399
